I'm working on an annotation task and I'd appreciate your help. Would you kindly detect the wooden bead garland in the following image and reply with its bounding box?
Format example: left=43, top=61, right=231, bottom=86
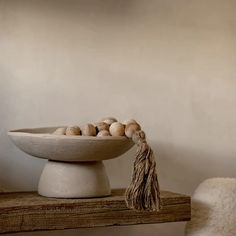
left=97, top=130, right=110, bottom=137
left=65, top=126, right=81, bottom=136
left=101, top=117, right=117, bottom=125
left=109, top=122, right=125, bottom=137
left=53, top=127, right=66, bottom=135
left=123, top=119, right=138, bottom=126
left=125, top=123, right=141, bottom=138
left=81, top=124, right=96, bottom=136
left=95, top=122, right=110, bottom=132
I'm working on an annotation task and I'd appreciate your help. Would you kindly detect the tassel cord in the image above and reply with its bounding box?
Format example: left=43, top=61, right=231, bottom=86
left=125, top=130, right=161, bottom=211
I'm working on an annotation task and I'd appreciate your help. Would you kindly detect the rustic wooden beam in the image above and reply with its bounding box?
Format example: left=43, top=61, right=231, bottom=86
left=0, top=189, right=191, bottom=234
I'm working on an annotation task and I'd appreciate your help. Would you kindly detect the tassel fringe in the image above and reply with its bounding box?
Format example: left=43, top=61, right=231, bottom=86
left=125, top=130, right=161, bottom=211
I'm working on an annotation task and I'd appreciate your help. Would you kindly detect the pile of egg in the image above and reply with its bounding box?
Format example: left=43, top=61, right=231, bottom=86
left=53, top=117, right=141, bottom=138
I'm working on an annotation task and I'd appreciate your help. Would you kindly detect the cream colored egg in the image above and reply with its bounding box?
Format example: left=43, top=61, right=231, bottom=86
left=125, top=123, right=141, bottom=138
left=97, top=130, right=111, bottom=137
left=53, top=127, right=66, bottom=135
left=95, top=122, right=110, bottom=132
left=101, top=117, right=117, bottom=125
left=109, top=122, right=125, bottom=136
left=65, top=126, right=81, bottom=136
left=122, top=119, right=138, bottom=126
left=81, top=123, right=96, bottom=136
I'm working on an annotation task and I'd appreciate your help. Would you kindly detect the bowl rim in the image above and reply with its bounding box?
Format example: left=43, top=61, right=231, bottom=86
left=8, top=127, right=131, bottom=141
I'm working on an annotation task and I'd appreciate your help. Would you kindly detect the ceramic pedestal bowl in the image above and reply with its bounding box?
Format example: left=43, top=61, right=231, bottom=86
left=8, top=127, right=134, bottom=198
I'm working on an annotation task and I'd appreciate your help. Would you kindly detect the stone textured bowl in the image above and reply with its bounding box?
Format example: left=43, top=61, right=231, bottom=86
left=8, top=127, right=135, bottom=162
left=8, top=126, right=135, bottom=198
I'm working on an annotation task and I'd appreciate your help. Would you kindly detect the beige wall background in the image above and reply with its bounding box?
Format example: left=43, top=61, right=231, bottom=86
left=1, top=0, right=236, bottom=235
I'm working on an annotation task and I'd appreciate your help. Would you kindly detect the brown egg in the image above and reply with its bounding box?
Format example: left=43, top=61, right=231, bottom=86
left=125, top=123, right=141, bottom=138
left=81, top=123, right=96, bottom=136
left=97, top=130, right=111, bottom=137
left=53, top=127, right=66, bottom=135
left=109, top=122, right=125, bottom=136
left=101, top=117, right=117, bottom=125
left=65, top=126, right=81, bottom=136
left=95, top=122, right=110, bottom=132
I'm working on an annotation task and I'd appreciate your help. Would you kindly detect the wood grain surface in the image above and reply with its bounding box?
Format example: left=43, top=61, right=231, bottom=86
left=0, top=189, right=191, bottom=234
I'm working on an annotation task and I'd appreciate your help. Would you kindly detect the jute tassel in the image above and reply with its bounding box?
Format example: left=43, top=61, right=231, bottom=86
left=125, top=130, right=161, bottom=211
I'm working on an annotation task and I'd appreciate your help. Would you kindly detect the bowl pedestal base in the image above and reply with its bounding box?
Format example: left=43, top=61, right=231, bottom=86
left=38, top=160, right=111, bottom=198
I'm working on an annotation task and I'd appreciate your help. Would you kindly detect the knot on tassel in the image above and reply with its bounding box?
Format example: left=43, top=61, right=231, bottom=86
left=125, top=130, right=161, bottom=212
left=132, top=130, right=146, bottom=145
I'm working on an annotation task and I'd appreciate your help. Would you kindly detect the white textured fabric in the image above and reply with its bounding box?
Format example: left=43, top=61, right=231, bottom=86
left=185, top=178, right=236, bottom=236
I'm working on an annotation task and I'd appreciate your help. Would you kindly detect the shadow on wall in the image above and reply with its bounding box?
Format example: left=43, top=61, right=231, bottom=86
left=152, top=141, right=235, bottom=195
left=0, top=67, right=47, bottom=191
left=102, top=138, right=235, bottom=197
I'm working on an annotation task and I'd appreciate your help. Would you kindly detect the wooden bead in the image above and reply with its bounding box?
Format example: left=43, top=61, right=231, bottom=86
left=53, top=127, right=66, bottom=135
left=123, top=119, right=138, bottom=126
left=101, top=117, right=117, bottom=125
left=65, top=126, right=81, bottom=136
left=97, top=130, right=110, bottom=137
left=81, top=124, right=96, bottom=136
left=109, top=122, right=125, bottom=137
left=125, top=123, right=141, bottom=138
left=95, top=122, right=110, bottom=132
